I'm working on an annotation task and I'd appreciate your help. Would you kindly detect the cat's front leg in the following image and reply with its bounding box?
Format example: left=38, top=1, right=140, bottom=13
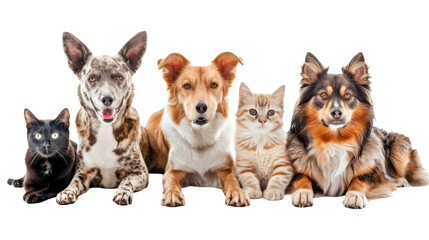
left=114, top=155, right=149, bottom=205
left=56, top=167, right=98, bottom=205
left=264, top=157, right=294, bottom=201
left=235, top=167, right=262, bottom=199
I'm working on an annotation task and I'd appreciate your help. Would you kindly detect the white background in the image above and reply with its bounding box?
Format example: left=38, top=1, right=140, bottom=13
left=1, top=0, right=428, bottom=239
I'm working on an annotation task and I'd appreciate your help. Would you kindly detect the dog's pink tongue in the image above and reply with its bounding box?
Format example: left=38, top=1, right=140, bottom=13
left=102, top=109, right=114, bottom=120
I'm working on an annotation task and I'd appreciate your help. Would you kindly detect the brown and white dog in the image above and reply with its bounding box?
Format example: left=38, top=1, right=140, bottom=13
left=286, top=52, right=428, bottom=209
left=145, top=52, right=249, bottom=207
left=56, top=32, right=150, bottom=205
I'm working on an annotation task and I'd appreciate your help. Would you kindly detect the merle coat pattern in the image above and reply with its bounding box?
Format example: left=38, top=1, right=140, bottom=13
left=56, top=32, right=150, bottom=205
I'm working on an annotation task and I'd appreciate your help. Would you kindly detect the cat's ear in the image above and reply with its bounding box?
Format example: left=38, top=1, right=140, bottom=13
left=63, top=32, right=92, bottom=75
left=55, top=108, right=70, bottom=128
left=239, top=82, right=253, bottom=107
left=119, top=31, right=147, bottom=73
left=271, top=85, right=285, bottom=108
left=24, top=109, right=38, bottom=128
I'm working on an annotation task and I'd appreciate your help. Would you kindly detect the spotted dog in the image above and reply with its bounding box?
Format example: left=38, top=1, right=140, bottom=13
left=56, top=32, right=150, bottom=205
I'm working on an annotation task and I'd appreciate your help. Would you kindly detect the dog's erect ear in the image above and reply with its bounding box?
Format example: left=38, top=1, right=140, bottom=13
left=271, top=85, right=285, bottom=108
left=119, top=31, right=147, bottom=73
left=63, top=32, right=92, bottom=75
left=301, top=52, right=327, bottom=85
left=55, top=108, right=70, bottom=128
left=24, top=109, right=38, bottom=129
left=158, top=53, right=190, bottom=85
left=343, top=52, right=370, bottom=86
left=238, top=82, right=253, bottom=107
left=212, top=52, right=243, bottom=83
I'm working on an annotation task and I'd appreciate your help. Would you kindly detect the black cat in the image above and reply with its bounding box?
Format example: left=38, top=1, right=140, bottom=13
left=8, top=108, right=77, bottom=203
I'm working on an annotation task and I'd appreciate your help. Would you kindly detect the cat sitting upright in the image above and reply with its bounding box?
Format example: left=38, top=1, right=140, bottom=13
left=235, top=83, right=293, bottom=200
left=8, top=109, right=77, bottom=204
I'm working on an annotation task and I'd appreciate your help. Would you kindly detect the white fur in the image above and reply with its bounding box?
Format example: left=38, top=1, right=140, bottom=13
left=81, top=123, right=120, bottom=188
left=162, top=108, right=233, bottom=187
left=41, top=160, right=52, bottom=176
left=320, top=143, right=355, bottom=196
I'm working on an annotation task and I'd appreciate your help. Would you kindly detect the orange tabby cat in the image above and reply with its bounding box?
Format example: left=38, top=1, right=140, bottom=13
left=235, top=83, right=293, bottom=200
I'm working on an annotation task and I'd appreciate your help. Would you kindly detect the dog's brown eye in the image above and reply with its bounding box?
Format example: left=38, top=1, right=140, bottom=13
left=210, top=82, right=218, bottom=88
left=183, top=83, right=191, bottom=89
left=267, top=110, right=275, bottom=116
left=115, top=75, right=124, bottom=81
left=320, top=92, right=328, bottom=100
left=344, top=93, right=352, bottom=100
left=89, top=76, right=96, bottom=82
left=249, top=109, right=257, bottom=115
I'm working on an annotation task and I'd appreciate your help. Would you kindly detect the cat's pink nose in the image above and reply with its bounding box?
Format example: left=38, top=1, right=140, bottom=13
left=259, top=120, right=265, bottom=126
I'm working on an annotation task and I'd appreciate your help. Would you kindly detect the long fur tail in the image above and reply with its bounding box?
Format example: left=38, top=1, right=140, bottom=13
left=366, top=180, right=397, bottom=199
left=405, top=150, right=429, bottom=186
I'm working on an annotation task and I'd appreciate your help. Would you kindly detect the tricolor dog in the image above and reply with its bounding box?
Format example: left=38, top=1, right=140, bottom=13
left=287, top=52, right=428, bottom=209
left=145, top=52, right=249, bottom=207
left=56, top=32, right=150, bottom=205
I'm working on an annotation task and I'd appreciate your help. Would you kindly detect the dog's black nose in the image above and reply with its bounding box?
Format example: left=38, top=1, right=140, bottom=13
left=331, top=109, right=343, bottom=119
left=102, top=96, right=114, bottom=106
left=195, top=103, right=208, bottom=114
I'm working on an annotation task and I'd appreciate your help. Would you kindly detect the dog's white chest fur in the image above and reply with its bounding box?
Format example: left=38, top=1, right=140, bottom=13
left=162, top=109, right=232, bottom=187
left=320, top=143, right=352, bottom=196
left=81, top=123, right=119, bottom=188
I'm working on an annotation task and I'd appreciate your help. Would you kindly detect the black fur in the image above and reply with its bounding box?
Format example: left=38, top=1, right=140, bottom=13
left=8, top=109, right=77, bottom=204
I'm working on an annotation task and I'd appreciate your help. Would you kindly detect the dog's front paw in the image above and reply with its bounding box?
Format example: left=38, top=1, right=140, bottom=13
left=56, top=190, right=77, bottom=205
left=225, top=187, right=250, bottom=207
left=24, top=192, right=47, bottom=204
left=162, top=189, right=185, bottom=207
left=343, top=190, right=367, bottom=209
left=113, top=190, right=133, bottom=205
left=244, top=187, right=262, bottom=199
left=263, top=188, right=284, bottom=201
left=291, top=189, right=313, bottom=208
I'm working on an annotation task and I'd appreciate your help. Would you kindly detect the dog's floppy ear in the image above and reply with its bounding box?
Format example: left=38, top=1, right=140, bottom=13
left=54, top=108, right=70, bottom=128
left=24, top=109, right=39, bottom=129
left=301, top=52, right=327, bottom=85
left=158, top=53, right=190, bottom=85
left=119, top=31, right=147, bottom=73
left=271, top=85, right=285, bottom=109
left=63, top=32, right=92, bottom=75
left=343, top=52, right=370, bottom=86
left=238, top=82, right=253, bottom=107
left=212, top=52, right=243, bottom=83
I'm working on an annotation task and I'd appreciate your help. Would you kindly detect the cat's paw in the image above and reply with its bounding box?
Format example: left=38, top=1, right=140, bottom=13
left=24, top=192, right=47, bottom=204
left=56, top=190, right=77, bottom=205
left=244, top=187, right=262, bottom=199
left=113, top=190, right=133, bottom=205
left=291, top=189, right=313, bottom=208
left=343, top=190, right=367, bottom=209
left=162, top=189, right=185, bottom=207
left=263, top=188, right=284, bottom=201
left=225, top=187, right=250, bottom=207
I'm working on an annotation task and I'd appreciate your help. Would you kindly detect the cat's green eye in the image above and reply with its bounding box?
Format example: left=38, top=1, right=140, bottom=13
left=51, top=133, right=59, bottom=140
left=34, top=133, right=42, bottom=141
left=267, top=110, right=275, bottom=116
left=249, top=109, right=257, bottom=115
